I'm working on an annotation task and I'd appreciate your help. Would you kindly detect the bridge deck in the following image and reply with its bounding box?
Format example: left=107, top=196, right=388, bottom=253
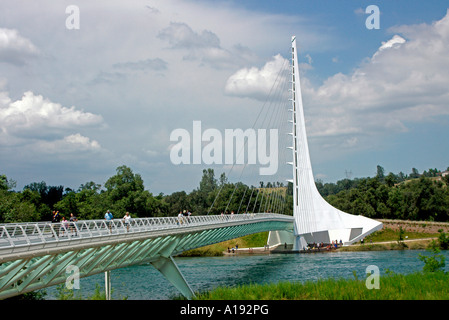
left=0, top=213, right=293, bottom=300
left=0, top=213, right=293, bottom=259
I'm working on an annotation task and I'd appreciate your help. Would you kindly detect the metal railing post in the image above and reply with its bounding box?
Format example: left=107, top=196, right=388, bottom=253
left=105, top=270, right=111, bottom=300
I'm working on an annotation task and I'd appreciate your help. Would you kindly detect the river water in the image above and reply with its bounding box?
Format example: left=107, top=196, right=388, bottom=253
left=44, top=250, right=449, bottom=300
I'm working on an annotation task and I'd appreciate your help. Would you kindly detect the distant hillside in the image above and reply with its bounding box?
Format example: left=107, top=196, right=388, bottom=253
left=316, top=165, right=449, bottom=223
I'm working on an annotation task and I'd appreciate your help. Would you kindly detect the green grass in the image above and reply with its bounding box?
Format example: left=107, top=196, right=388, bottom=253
left=180, top=232, right=269, bottom=257
left=195, top=271, right=449, bottom=300
left=364, top=228, right=438, bottom=243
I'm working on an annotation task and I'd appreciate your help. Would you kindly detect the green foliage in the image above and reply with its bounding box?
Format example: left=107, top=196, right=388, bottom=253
left=419, top=246, right=446, bottom=273
left=1, top=164, right=447, bottom=223
left=1, top=166, right=290, bottom=223
left=89, top=284, right=107, bottom=300
left=195, top=271, right=449, bottom=300
left=5, top=290, right=46, bottom=300
left=396, top=226, right=408, bottom=249
left=0, top=189, right=41, bottom=222
left=0, top=174, right=16, bottom=191
left=55, top=284, right=83, bottom=300
left=364, top=227, right=437, bottom=243
left=54, top=283, right=123, bottom=300
left=437, top=229, right=449, bottom=250
left=323, top=166, right=449, bottom=222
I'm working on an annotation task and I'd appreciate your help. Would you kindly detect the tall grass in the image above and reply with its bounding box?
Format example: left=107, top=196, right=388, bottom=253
left=195, top=271, right=449, bottom=300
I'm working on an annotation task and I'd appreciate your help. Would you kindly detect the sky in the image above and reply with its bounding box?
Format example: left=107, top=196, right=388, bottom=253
left=1, top=0, right=449, bottom=195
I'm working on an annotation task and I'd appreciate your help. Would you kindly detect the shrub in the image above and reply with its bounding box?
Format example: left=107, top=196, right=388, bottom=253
left=437, top=229, right=449, bottom=250
left=419, top=246, right=446, bottom=273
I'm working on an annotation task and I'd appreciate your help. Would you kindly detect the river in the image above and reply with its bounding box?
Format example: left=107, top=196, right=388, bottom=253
left=44, top=249, right=449, bottom=300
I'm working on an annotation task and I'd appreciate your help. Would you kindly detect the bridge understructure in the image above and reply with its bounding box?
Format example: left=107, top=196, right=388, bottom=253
left=0, top=214, right=293, bottom=300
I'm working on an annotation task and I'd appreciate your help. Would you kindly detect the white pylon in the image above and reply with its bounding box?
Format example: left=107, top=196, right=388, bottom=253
left=268, top=37, right=382, bottom=250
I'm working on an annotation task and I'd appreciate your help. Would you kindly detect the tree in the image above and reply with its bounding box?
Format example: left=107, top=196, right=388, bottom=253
left=78, top=181, right=102, bottom=192
left=163, top=191, right=189, bottom=215
left=23, top=181, right=64, bottom=211
left=74, top=182, right=108, bottom=220
left=54, top=190, right=78, bottom=218
left=0, top=191, right=40, bottom=223
left=419, top=246, right=445, bottom=273
left=105, top=165, right=145, bottom=198
left=397, top=171, right=407, bottom=182
left=410, top=168, right=420, bottom=179
left=199, top=169, right=217, bottom=194
left=376, top=165, right=385, bottom=182
left=0, top=174, right=16, bottom=191
left=104, top=165, right=154, bottom=217
left=397, top=226, right=407, bottom=249
left=219, top=172, right=228, bottom=187
left=385, top=172, right=397, bottom=187
left=437, top=229, right=449, bottom=250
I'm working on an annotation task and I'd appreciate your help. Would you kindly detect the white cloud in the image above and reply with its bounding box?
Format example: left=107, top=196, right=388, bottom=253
left=0, top=90, right=103, bottom=145
left=372, top=35, right=406, bottom=59
left=224, top=54, right=289, bottom=100
left=4, top=0, right=445, bottom=192
left=1, top=91, right=101, bottom=138
left=0, top=28, right=39, bottom=66
left=302, top=10, right=449, bottom=146
left=379, top=35, right=406, bottom=50
left=32, top=133, right=101, bottom=154
left=64, top=133, right=100, bottom=149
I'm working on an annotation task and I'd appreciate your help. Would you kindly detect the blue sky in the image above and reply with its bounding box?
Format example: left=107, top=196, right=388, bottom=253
left=1, top=0, right=449, bottom=194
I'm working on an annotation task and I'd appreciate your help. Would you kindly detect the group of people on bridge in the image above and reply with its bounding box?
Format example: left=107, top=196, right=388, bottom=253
left=177, top=210, right=192, bottom=224
left=51, top=210, right=78, bottom=236
left=47, top=207, right=263, bottom=237
left=50, top=209, right=133, bottom=236
left=104, top=210, right=132, bottom=232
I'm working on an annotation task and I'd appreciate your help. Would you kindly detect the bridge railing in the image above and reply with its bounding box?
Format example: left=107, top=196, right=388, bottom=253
left=0, top=213, right=292, bottom=251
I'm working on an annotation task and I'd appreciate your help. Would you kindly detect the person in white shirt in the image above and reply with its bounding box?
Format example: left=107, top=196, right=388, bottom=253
left=123, top=212, right=131, bottom=232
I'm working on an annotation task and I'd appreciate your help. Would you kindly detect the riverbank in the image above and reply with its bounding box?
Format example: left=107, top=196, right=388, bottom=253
left=221, top=237, right=437, bottom=255
left=339, top=238, right=436, bottom=252
left=180, top=219, right=448, bottom=257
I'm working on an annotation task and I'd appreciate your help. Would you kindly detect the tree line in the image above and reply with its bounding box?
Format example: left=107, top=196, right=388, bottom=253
left=1, top=164, right=448, bottom=223
left=317, top=165, right=449, bottom=222
left=0, top=166, right=291, bottom=223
